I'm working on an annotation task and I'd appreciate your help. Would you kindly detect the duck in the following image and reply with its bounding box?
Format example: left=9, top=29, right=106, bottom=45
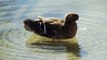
left=23, top=13, right=79, bottom=42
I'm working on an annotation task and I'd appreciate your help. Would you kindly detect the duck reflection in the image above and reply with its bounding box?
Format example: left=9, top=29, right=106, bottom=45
left=66, top=37, right=80, bottom=60
left=26, top=34, right=80, bottom=60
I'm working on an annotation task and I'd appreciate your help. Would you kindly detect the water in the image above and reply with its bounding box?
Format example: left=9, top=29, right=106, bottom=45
left=0, top=0, right=107, bottom=60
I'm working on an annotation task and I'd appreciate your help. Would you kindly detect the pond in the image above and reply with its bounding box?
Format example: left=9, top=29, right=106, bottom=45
left=0, top=0, right=107, bottom=60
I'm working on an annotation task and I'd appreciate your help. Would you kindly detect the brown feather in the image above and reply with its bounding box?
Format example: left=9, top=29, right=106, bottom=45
left=23, top=13, right=79, bottom=40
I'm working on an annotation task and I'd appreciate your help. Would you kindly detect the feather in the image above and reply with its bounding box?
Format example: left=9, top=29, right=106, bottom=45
left=23, top=13, right=79, bottom=41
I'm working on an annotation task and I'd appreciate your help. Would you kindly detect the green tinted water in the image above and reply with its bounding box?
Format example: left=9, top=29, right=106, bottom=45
left=0, top=0, right=107, bottom=60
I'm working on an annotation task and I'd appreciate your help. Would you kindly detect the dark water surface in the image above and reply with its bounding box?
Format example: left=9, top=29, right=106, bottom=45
left=0, top=0, right=107, bottom=60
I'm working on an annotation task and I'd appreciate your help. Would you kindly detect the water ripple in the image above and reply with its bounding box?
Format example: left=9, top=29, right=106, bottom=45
left=0, top=0, right=107, bottom=60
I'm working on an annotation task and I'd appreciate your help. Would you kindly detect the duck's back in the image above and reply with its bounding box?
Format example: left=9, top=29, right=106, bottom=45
left=40, top=19, right=64, bottom=39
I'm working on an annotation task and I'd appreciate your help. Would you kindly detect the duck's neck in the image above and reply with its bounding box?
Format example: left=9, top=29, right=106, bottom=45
left=63, top=21, right=77, bottom=38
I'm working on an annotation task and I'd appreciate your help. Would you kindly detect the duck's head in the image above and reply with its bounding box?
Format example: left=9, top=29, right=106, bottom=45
left=63, top=13, right=79, bottom=38
left=65, top=13, right=79, bottom=22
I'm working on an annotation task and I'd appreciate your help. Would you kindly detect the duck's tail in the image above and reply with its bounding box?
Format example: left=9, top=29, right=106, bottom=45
left=23, top=18, right=47, bottom=35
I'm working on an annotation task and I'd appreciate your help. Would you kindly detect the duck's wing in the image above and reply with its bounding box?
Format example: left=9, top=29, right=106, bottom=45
left=44, top=19, right=64, bottom=36
left=23, top=18, right=64, bottom=38
left=45, top=19, right=64, bottom=30
left=45, top=18, right=64, bottom=25
left=42, top=23, right=62, bottom=38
